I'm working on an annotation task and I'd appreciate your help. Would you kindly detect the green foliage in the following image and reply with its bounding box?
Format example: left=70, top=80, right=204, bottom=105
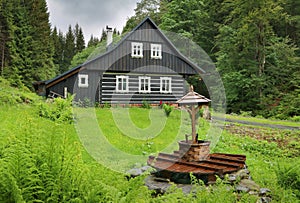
left=122, top=0, right=161, bottom=33
left=215, top=0, right=299, bottom=116
left=69, top=45, right=98, bottom=68
left=1, top=0, right=57, bottom=88
left=70, top=33, right=122, bottom=69
left=75, top=97, right=92, bottom=108
left=38, top=95, right=74, bottom=123
left=162, top=103, right=174, bottom=117
left=62, top=25, right=76, bottom=73
left=291, top=116, right=300, bottom=122
left=275, top=160, right=300, bottom=198
left=74, top=23, right=85, bottom=53
left=0, top=77, right=40, bottom=105
left=0, top=104, right=300, bottom=202
left=240, top=110, right=253, bottom=117
left=102, top=101, right=111, bottom=108
left=141, top=99, right=151, bottom=109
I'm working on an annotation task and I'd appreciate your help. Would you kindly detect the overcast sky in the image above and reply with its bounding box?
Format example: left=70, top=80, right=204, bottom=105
left=46, top=0, right=138, bottom=44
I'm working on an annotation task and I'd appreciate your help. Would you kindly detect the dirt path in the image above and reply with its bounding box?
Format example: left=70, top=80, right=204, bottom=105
left=213, top=116, right=300, bottom=131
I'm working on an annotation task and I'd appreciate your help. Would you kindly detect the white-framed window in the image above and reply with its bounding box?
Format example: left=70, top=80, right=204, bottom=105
left=78, top=74, right=88, bottom=88
left=160, top=77, right=172, bottom=93
left=139, top=76, right=151, bottom=93
left=151, top=44, right=162, bottom=59
left=131, top=42, right=143, bottom=58
left=116, top=75, right=129, bottom=93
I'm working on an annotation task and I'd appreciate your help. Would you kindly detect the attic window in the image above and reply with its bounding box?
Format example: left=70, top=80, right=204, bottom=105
left=131, top=42, right=143, bottom=58
left=160, top=77, right=172, bottom=93
left=151, top=44, right=162, bottom=59
left=139, top=76, right=151, bottom=93
left=116, top=75, right=129, bottom=93
left=78, top=74, right=88, bottom=88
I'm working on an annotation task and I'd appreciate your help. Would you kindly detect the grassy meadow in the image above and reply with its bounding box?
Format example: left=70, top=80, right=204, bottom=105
left=0, top=82, right=299, bottom=202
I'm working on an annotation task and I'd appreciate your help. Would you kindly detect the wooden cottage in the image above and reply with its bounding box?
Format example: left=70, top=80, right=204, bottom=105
left=34, top=17, right=205, bottom=105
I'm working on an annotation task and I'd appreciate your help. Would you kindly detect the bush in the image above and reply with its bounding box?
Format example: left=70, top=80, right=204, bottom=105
left=141, top=99, right=151, bottom=109
left=239, top=110, right=252, bottom=117
left=75, top=97, right=92, bottom=107
left=38, top=95, right=74, bottom=123
left=291, top=116, right=300, bottom=122
left=163, top=103, right=174, bottom=117
left=0, top=77, right=39, bottom=105
left=102, top=102, right=111, bottom=108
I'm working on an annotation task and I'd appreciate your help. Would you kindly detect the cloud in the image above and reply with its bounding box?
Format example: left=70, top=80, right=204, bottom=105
left=46, top=0, right=137, bottom=42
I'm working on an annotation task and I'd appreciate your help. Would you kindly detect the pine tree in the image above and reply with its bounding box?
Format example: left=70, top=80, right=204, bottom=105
left=6, top=0, right=33, bottom=87
left=0, top=0, right=13, bottom=76
left=87, top=35, right=99, bottom=47
left=62, top=25, right=75, bottom=73
left=100, top=28, right=107, bottom=42
left=26, top=0, right=57, bottom=83
left=74, top=23, right=85, bottom=53
left=0, top=0, right=56, bottom=87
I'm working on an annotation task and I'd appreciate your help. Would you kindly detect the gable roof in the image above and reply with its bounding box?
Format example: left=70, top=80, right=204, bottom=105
left=41, top=17, right=205, bottom=89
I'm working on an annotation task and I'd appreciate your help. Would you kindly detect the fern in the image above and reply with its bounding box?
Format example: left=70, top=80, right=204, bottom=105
left=38, top=95, right=74, bottom=123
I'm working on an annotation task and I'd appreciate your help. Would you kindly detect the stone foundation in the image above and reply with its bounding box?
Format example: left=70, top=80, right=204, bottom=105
left=178, top=140, right=210, bottom=162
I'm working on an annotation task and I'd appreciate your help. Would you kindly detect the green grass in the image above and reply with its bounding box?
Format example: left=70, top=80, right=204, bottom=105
left=0, top=103, right=299, bottom=202
left=95, top=107, right=182, bottom=155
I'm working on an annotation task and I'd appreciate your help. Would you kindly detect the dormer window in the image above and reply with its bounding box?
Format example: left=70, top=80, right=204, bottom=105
left=151, top=44, right=162, bottom=59
left=131, top=42, right=143, bottom=58
left=78, top=74, right=88, bottom=88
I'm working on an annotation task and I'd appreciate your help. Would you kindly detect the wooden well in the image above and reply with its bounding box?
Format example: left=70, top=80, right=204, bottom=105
left=178, top=140, right=210, bottom=162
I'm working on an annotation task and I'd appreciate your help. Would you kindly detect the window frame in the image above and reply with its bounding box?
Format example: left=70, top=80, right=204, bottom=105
left=138, top=76, right=151, bottom=93
left=131, top=42, right=143, bottom=58
left=151, top=44, right=162, bottom=59
left=78, top=74, right=89, bottom=88
left=116, top=75, right=129, bottom=93
left=160, top=77, right=172, bottom=93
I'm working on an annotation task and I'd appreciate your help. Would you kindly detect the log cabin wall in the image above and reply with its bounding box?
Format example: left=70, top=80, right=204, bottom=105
left=100, top=72, right=186, bottom=104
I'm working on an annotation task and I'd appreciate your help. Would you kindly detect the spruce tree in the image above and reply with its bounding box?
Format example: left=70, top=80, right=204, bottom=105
left=62, top=25, right=75, bottom=72
left=87, top=35, right=99, bottom=47
left=0, top=0, right=56, bottom=87
left=7, top=0, right=33, bottom=87
left=0, top=0, right=13, bottom=76
left=100, top=28, right=107, bottom=42
left=26, top=0, right=57, bottom=83
left=74, top=24, right=85, bottom=53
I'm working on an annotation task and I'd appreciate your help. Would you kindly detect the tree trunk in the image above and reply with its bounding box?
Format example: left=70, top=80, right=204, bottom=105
left=1, top=42, right=4, bottom=76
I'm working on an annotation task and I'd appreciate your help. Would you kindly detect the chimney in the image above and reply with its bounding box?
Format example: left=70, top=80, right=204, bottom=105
left=106, top=25, right=113, bottom=47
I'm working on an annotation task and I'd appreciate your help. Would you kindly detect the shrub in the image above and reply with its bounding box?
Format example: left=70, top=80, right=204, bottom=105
left=102, top=102, right=111, bottom=108
left=75, top=97, right=92, bottom=107
left=141, top=99, right=151, bottom=109
left=291, top=116, right=300, bottom=122
left=240, top=110, right=252, bottom=117
left=163, top=103, right=174, bottom=117
left=38, top=95, right=74, bottom=123
left=0, top=77, right=39, bottom=105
